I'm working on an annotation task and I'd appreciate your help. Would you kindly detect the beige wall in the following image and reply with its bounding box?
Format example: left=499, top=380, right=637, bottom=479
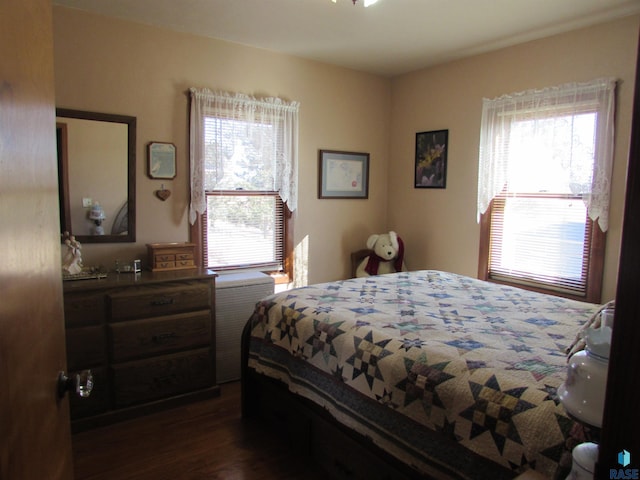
left=53, top=6, right=391, bottom=285
left=389, top=15, right=639, bottom=302
left=54, top=6, right=639, bottom=300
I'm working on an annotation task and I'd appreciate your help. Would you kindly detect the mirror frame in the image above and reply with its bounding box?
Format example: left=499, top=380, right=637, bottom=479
left=56, top=108, right=136, bottom=243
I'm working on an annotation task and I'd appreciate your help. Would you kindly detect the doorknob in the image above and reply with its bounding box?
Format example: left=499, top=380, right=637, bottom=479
left=57, top=370, right=93, bottom=399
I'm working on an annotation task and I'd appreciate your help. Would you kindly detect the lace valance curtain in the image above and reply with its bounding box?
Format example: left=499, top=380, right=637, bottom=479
left=477, top=78, right=616, bottom=231
left=189, top=88, right=300, bottom=225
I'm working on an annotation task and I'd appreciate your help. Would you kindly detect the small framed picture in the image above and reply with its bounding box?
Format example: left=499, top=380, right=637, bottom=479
left=415, top=130, right=448, bottom=189
left=147, top=142, right=176, bottom=179
left=318, top=149, right=369, bottom=199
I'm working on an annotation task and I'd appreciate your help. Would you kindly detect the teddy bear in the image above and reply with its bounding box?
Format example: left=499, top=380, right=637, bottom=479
left=355, top=231, right=407, bottom=277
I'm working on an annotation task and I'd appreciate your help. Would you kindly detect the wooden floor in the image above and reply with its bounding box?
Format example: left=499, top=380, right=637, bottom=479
left=72, top=381, right=327, bottom=480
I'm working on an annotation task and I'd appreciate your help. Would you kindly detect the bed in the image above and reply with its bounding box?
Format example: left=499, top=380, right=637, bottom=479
left=241, top=270, right=603, bottom=479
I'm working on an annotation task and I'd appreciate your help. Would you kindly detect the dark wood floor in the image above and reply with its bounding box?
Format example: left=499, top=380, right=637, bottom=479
left=72, top=381, right=327, bottom=480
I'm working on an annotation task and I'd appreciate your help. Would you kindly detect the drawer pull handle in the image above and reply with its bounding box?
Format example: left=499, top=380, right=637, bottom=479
left=150, top=297, right=174, bottom=306
left=152, top=332, right=177, bottom=343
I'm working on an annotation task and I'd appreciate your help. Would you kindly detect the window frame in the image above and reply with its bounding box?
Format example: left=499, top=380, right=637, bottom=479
left=190, top=192, right=293, bottom=278
left=476, top=79, right=615, bottom=304
left=478, top=198, right=605, bottom=303
left=189, top=93, right=296, bottom=279
left=188, top=89, right=298, bottom=281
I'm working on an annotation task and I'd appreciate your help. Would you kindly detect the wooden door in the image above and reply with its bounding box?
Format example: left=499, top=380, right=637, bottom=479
left=0, top=1, right=74, bottom=479
left=596, top=29, right=640, bottom=477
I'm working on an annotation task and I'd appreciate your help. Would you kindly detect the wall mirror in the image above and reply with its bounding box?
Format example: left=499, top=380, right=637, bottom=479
left=56, top=108, right=136, bottom=243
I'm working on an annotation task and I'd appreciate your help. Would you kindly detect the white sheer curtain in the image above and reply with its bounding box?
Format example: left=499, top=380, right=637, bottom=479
left=189, top=88, right=299, bottom=225
left=477, top=78, right=616, bottom=231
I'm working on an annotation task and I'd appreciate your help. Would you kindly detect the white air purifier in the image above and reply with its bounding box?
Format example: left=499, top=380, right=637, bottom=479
left=215, top=272, right=275, bottom=383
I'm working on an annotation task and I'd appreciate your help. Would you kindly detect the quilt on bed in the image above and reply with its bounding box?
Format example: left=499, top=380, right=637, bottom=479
left=246, top=270, right=602, bottom=479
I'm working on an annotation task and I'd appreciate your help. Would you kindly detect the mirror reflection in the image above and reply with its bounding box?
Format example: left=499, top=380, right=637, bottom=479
left=56, top=109, right=136, bottom=243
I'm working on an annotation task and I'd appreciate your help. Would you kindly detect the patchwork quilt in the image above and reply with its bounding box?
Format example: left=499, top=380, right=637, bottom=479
left=247, top=270, right=602, bottom=479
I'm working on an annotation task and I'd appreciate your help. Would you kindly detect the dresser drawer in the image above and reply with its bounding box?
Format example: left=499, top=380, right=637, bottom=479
left=111, top=349, right=214, bottom=407
left=108, top=282, right=212, bottom=321
left=156, top=261, right=175, bottom=269
left=155, top=254, right=175, bottom=263
left=64, top=292, right=106, bottom=327
left=176, top=259, right=195, bottom=268
left=69, top=367, right=109, bottom=420
left=66, top=326, right=106, bottom=370
left=109, top=311, right=211, bottom=362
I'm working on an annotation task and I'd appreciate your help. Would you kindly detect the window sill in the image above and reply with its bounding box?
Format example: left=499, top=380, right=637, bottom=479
left=486, top=276, right=594, bottom=303
left=269, top=272, right=290, bottom=285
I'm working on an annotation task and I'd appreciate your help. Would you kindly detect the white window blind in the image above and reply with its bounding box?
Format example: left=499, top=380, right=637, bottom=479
left=489, top=194, right=592, bottom=295
left=203, top=192, right=284, bottom=270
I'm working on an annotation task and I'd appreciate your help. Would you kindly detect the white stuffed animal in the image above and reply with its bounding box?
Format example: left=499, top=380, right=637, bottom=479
left=355, top=231, right=407, bottom=277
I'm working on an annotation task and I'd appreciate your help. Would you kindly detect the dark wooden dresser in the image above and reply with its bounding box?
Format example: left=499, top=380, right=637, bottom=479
left=63, top=268, right=219, bottom=431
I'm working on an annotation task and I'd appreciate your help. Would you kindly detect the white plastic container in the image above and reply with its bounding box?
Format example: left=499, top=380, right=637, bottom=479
left=565, top=442, right=598, bottom=480
left=558, top=326, right=611, bottom=428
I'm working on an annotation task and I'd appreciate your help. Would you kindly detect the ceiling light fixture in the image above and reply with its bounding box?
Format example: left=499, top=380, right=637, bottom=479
left=331, top=0, right=380, bottom=6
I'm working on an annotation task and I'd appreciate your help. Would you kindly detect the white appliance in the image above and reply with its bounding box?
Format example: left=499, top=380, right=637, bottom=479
left=215, top=272, right=275, bottom=383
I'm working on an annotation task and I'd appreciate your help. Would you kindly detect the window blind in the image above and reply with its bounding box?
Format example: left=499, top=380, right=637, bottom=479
left=202, top=192, right=284, bottom=271
left=489, top=194, right=592, bottom=295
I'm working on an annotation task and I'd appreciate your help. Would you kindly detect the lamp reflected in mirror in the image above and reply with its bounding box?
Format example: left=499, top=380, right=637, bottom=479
left=88, top=202, right=106, bottom=235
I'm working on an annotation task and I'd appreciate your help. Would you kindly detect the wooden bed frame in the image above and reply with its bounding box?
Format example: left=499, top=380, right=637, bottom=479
left=241, top=316, right=517, bottom=480
left=240, top=319, right=420, bottom=480
left=241, top=370, right=420, bottom=478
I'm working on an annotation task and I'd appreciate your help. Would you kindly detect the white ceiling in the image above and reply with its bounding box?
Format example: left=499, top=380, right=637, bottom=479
left=52, top=0, right=640, bottom=76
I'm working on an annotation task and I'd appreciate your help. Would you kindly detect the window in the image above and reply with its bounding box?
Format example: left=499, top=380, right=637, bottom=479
left=477, top=79, right=616, bottom=302
left=189, top=89, right=299, bottom=272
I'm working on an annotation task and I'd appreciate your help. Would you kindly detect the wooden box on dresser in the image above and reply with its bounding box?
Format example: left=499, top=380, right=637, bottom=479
left=63, top=268, right=219, bottom=432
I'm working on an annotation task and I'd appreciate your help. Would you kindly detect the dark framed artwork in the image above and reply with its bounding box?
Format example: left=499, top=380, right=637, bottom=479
left=318, top=149, right=369, bottom=199
left=415, top=129, right=448, bottom=189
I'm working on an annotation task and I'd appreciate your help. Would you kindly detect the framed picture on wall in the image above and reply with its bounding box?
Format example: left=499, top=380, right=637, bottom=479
left=147, top=141, right=176, bottom=179
left=318, top=149, right=369, bottom=199
left=415, top=129, right=448, bottom=189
